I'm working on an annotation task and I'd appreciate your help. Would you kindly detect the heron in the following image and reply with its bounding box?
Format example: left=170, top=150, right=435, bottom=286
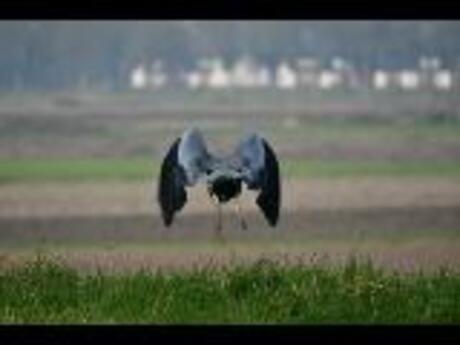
left=157, top=127, right=281, bottom=237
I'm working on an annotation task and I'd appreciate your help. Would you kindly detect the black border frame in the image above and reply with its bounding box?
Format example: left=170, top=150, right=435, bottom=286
left=1, top=0, right=460, bottom=19
left=1, top=1, right=460, bottom=343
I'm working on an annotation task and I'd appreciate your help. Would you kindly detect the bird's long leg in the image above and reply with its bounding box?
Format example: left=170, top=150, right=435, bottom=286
left=216, top=202, right=223, bottom=237
left=210, top=194, right=224, bottom=241
left=235, top=197, right=248, bottom=231
left=214, top=202, right=228, bottom=243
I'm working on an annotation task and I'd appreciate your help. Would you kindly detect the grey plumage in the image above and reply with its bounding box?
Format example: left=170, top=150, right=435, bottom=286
left=158, top=128, right=281, bottom=230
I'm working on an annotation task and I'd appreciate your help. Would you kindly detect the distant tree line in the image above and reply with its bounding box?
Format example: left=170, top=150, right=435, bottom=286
left=0, top=21, right=459, bottom=91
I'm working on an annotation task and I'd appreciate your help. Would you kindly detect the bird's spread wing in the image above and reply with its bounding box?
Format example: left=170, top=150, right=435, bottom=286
left=158, top=128, right=211, bottom=226
left=177, top=128, right=211, bottom=186
left=234, top=134, right=281, bottom=226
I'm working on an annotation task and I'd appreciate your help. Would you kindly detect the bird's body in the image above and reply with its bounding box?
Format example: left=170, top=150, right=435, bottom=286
left=157, top=128, right=281, bottom=235
left=208, top=175, right=243, bottom=203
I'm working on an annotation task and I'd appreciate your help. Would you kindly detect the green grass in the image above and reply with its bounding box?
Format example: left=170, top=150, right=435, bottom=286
left=0, top=158, right=153, bottom=184
left=283, top=160, right=460, bottom=178
left=0, top=257, right=459, bottom=323
left=1, top=158, right=460, bottom=184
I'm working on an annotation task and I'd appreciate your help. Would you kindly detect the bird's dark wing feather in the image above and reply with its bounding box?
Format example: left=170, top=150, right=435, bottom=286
left=235, top=134, right=281, bottom=226
left=158, top=128, right=212, bottom=227
left=255, top=139, right=281, bottom=226
left=158, top=137, right=188, bottom=227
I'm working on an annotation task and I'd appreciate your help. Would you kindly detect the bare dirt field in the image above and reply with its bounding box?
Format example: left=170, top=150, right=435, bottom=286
left=1, top=177, right=459, bottom=273
left=2, top=178, right=460, bottom=217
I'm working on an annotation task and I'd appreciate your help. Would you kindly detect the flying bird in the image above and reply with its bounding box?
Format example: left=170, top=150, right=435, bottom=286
left=157, top=128, right=281, bottom=236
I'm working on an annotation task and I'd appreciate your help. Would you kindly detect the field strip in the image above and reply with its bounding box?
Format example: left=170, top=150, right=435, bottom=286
left=1, top=177, right=460, bottom=218
left=1, top=240, right=460, bottom=274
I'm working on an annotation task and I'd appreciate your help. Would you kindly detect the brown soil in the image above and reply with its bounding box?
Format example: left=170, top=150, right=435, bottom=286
left=1, top=178, right=459, bottom=217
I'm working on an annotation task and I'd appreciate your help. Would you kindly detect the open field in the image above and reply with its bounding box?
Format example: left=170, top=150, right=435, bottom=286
left=1, top=91, right=460, bottom=322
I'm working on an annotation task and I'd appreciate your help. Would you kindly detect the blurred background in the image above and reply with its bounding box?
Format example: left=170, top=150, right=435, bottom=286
left=0, top=21, right=459, bottom=272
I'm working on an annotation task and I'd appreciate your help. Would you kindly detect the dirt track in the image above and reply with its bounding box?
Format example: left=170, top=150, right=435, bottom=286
left=0, top=177, right=459, bottom=242
left=1, top=177, right=460, bottom=217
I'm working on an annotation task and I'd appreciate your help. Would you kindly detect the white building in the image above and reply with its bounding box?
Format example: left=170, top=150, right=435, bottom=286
left=433, top=70, right=453, bottom=90
left=184, top=71, right=203, bottom=89
left=418, top=56, right=454, bottom=91
left=275, top=62, right=298, bottom=89
left=397, top=70, right=420, bottom=90
left=207, top=59, right=231, bottom=89
left=192, top=57, right=232, bottom=89
left=130, top=64, right=148, bottom=89
left=318, top=70, right=342, bottom=90
left=373, top=70, right=391, bottom=90
left=230, top=56, right=271, bottom=88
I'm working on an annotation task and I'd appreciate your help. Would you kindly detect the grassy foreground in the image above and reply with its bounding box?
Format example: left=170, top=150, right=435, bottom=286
left=0, top=257, right=459, bottom=323
left=1, top=158, right=460, bottom=183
